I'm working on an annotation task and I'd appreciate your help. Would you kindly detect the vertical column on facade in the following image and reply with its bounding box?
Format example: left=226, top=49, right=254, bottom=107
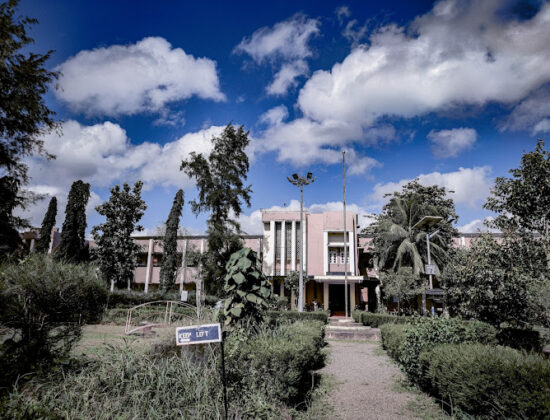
left=302, top=218, right=307, bottom=272
left=323, top=231, right=328, bottom=275
left=323, top=282, right=329, bottom=310
left=280, top=221, right=286, bottom=276
left=269, top=221, right=275, bottom=276
left=291, top=221, right=296, bottom=271
left=144, top=238, right=153, bottom=294
left=349, top=230, right=355, bottom=275
left=29, top=238, right=35, bottom=253
left=179, top=239, right=188, bottom=293
left=350, top=283, right=356, bottom=311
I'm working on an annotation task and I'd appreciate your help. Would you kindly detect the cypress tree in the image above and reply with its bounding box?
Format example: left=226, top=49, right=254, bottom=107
left=56, top=180, right=90, bottom=262
left=35, top=196, right=57, bottom=253
left=160, top=189, right=185, bottom=292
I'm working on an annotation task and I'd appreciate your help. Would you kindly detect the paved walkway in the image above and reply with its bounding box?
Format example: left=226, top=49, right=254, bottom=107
left=320, top=340, right=445, bottom=420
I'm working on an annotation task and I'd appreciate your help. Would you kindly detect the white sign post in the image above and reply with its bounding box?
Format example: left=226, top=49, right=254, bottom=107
left=425, top=264, right=437, bottom=276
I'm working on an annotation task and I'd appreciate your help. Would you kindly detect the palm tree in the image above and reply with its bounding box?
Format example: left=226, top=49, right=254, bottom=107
left=374, top=196, right=447, bottom=275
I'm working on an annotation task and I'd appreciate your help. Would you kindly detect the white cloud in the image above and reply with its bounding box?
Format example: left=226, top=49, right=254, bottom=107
left=298, top=1, right=550, bottom=126
left=238, top=199, right=370, bottom=234
left=234, top=14, right=320, bottom=63
left=335, top=6, right=351, bottom=25
left=56, top=37, right=225, bottom=117
left=501, top=84, right=550, bottom=134
left=533, top=118, right=550, bottom=134
left=259, top=105, right=289, bottom=126
left=457, top=217, right=498, bottom=233
left=370, top=166, right=492, bottom=208
left=428, top=127, right=477, bottom=158
left=266, top=60, right=309, bottom=96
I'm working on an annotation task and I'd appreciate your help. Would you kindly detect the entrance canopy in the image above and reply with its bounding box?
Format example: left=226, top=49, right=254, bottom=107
left=312, top=275, right=366, bottom=284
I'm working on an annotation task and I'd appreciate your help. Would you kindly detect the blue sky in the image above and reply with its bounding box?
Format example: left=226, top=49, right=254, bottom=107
left=16, top=0, right=550, bottom=235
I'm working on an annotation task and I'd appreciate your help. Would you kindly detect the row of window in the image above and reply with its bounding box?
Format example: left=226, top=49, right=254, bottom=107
left=329, top=248, right=350, bottom=264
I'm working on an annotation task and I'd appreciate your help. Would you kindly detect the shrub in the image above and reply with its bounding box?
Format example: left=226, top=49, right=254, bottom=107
left=497, top=327, right=543, bottom=352
left=0, top=255, right=108, bottom=387
left=352, top=309, right=363, bottom=323
left=398, top=317, right=497, bottom=382
left=380, top=324, right=410, bottom=361
left=361, top=312, right=410, bottom=327
left=225, top=320, right=326, bottom=406
left=420, top=343, right=550, bottom=418
left=267, top=310, right=329, bottom=324
left=107, top=289, right=219, bottom=308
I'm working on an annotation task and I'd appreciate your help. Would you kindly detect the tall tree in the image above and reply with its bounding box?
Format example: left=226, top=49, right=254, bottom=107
left=159, top=189, right=184, bottom=293
left=35, top=196, right=57, bottom=254
left=92, top=181, right=146, bottom=290
left=381, top=267, right=424, bottom=315
left=181, top=123, right=252, bottom=295
left=0, top=0, right=59, bottom=259
left=56, top=180, right=90, bottom=262
left=484, top=139, right=550, bottom=269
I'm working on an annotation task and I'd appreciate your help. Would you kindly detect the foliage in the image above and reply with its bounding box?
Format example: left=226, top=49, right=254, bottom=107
left=484, top=139, right=550, bottom=269
left=91, top=182, right=146, bottom=290
left=35, top=196, right=56, bottom=254
left=181, top=123, right=252, bottom=295
left=159, top=189, right=184, bottom=292
left=442, top=234, right=537, bottom=327
left=380, top=323, right=410, bottom=360
left=496, top=327, right=542, bottom=352
left=105, top=289, right=219, bottom=308
left=225, top=321, right=326, bottom=407
left=266, top=310, right=329, bottom=324
left=284, top=270, right=300, bottom=292
left=0, top=255, right=108, bottom=387
left=397, top=317, right=497, bottom=382
left=359, top=312, right=411, bottom=327
left=0, top=0, right=59, bottom=259
left=56, top=180, right=90, bottom=262
left=381, top=267, right=424, bottom=314
left=419, top=343, right=550, bottom=419
left=223, top=247, right=271, bottom=327
left=366, top=180, right=458, bottom=275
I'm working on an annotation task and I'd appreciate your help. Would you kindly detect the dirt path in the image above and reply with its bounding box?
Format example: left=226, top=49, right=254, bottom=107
left=320, top=340, right=446, bottom=420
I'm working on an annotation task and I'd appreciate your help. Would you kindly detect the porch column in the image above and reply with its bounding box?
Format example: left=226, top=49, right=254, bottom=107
left=323, top=282, right=329, bottom=310
left=280, top=221, right=286, bottom=276
left=291, top=221, right=296, bottom=271
left=269, top=220, right=275, bottom=276
left=179, top=239, right=188, bottom=293
left=302, top=219, right=307, bottom=272
left=280, top=281, right=284, bottom=297
left=29, top=238, right=35, bottom=253
left=323, top=231, right=328, bottom=275
left=349, top=230, right=355, bottom=275
left=291, top=290, right=296, bottom=310
left=350, top=283, right=356, bottom=311
left=144, top=239, right=153, bottom=294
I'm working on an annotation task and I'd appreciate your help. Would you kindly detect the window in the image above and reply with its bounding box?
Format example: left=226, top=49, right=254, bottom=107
left=339, top=248, right=350, bottom=264
left=329, top=250, right=338, bottom=264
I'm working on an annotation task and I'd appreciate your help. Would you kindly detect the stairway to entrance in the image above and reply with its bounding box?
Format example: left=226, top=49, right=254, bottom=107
left=326, top=317, right=380, bottom=340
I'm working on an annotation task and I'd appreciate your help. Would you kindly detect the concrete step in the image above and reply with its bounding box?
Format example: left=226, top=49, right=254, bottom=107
left=325, top=325, right=380, bottom=340
left=329, top=321, right=363, bottom=327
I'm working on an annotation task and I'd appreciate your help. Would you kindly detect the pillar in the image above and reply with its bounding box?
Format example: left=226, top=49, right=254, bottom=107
left=302, top=219, right=307, bottom=272
left=179, top=239, right=188, bottom=293
left=269, top=220, right=275, bottom=276
left=323, top=282, right=329, bottom=310
left=348, top=230, right=355, bottom=275
left=291, top=221, right=296, bottom=271
left=350, top=283, right=356, bottom=311
left=323, top=231, right=328, bottom=275
left=280, top=221, right=286, bottom=276
left=29, top=238, right=35, bottom=253
left=144, top=239, right=153, bottom=294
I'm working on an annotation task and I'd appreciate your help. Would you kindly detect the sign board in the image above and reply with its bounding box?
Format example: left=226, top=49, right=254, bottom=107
left=176, top=323, right=222, bottom=346
left=425, top=264, right=437, bottom=275
left=180, top=290, right=188, bottom=302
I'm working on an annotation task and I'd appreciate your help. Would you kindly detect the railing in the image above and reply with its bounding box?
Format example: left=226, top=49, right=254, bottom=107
left=125, top=300, right=201, bottom=335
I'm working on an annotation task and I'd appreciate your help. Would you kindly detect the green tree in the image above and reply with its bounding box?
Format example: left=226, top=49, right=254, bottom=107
left=56, top=180, right=90, bottom=263
left=35, top=196, right=57, bottom=254
left=381, top=267, right=423, bottom=315
left=284, top=270, right=300, bottom=308
left=92, top=182, right=146, bottom=290
left=484, top=139, right=550, bottom=269
left=442, top=234, right=535, bottom=327
left=181, top=123, right=252, bottom=295
left=159, top=189, right=184, bottom=293
left=0, top=0, right=59, bottom=259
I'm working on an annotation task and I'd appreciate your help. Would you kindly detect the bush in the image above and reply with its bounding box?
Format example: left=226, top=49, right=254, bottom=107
left=497, top=327, right=543, bottom=352
left=380, top=324, right=410, bottom=361
left=420, top=343, right=550, bottom=419
left=267, top=310, right=329, bottom=324
left=398, top=317, right=497, bottom=382
left=361, top=312, right=410, bottom=327
left=0, top=255, right=108, bottom=387
left=352, top=309, right=363, bottom=323
left=107, top=289, right=219, bottom=308
left=225, top=320, right=326, bottom=407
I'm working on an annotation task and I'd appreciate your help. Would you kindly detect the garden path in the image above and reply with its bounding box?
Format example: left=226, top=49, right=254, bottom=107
left=320, top=340, right=446, bottom=420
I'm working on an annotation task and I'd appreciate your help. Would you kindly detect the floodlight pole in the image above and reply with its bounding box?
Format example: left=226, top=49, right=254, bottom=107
left=343, top=151, right=349, bottom=319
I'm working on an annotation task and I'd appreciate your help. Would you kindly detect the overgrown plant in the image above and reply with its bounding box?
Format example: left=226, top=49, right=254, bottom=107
left=159, top=189, right=184, bottom=292
left=223, top=247, right=272, bottom=327
left=35, top=196, right=57, bottom=254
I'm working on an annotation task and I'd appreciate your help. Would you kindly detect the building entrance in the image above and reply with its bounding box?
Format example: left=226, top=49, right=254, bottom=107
left=329, top=284, right=350, bottom=316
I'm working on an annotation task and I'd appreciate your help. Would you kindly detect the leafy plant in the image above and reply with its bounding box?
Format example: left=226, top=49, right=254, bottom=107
left=35, top=196, right=57, bottom=254
left=159, top=189, right=184, bottom=292
left=223, top=247, right=272, bottom=327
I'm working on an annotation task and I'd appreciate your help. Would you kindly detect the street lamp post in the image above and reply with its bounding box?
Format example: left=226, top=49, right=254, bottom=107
left=287, top=172, right=315, bottom=312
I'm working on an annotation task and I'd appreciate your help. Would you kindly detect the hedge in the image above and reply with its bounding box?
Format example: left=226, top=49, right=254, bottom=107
left=266, top=310, right=329, bottom=324
left=380, top=324, right=410, bottom=361
left=419, top=343, right=550, bottom=419
left=360, top=312, right=411, bottom=327
left=496, top=327, right=543, bottom=352
left=106, top=289, right=219, bottom=308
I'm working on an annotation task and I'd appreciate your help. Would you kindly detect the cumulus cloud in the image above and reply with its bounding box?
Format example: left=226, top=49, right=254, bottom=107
left=234, top=14, right=320, bottom=96
left=238, top=199, right=370, bottom=234
left=56, top=37, right=225, bottom=117
left=298, top=1, right=550, bottom=125
left=370, top=166, right=492, bottom=208
left=501, top=84, right=550, bottom=134
left=428, top=127, right=477, bottom=158
left=457, top=217, right=498, bottom=233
